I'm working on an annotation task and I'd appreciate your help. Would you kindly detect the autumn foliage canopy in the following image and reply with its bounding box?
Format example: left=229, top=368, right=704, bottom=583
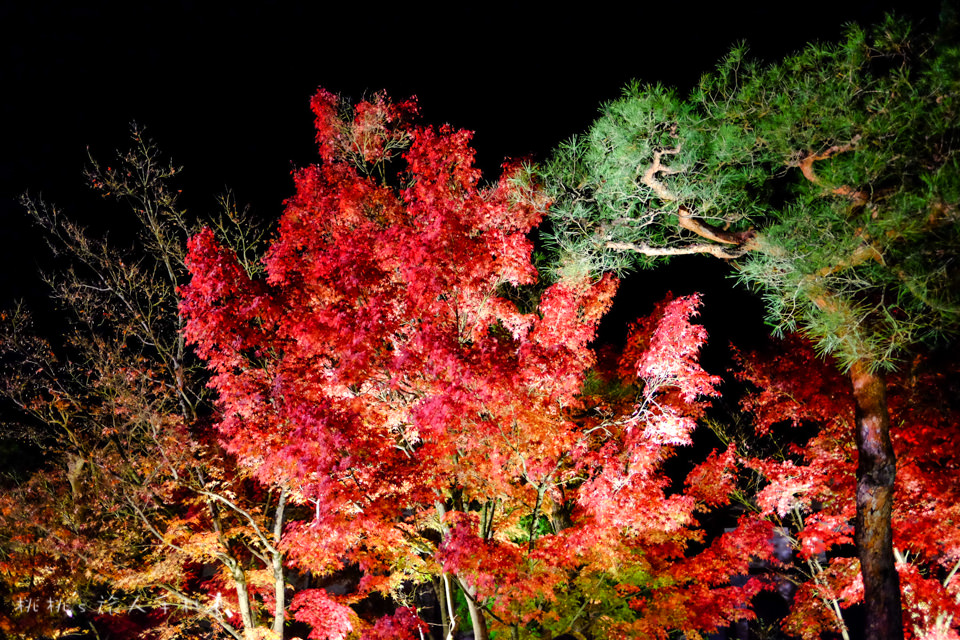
left=177, top=89, right=777, bottom=638
left=4, top=29, right=959, bottom=637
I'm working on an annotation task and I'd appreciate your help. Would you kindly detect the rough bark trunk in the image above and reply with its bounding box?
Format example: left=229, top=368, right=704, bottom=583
left=850, top=360, right=903, bottom=640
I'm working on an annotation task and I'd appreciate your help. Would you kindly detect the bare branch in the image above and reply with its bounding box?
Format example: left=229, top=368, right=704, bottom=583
left=196, top=489, right=279, bottom=557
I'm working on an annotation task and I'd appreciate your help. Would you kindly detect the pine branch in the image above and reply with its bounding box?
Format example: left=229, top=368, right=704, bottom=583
left=639, top=144, right=682, bottom=202
left=605, top=240, right=747, bottom=259
left=793, top=136, right=869, bottom=205
left=814, top=242, right=885, bottom=277
left=677, top=206, right=755, bottom=246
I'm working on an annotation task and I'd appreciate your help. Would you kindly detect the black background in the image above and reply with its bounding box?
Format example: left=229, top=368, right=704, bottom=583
left=1, top=0, right=947, bottom=310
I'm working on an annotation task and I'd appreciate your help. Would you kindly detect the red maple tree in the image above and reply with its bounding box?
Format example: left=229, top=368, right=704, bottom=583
left=182, top=89, right=779, bottom=639
left=182, top=88, right=611, bottom=638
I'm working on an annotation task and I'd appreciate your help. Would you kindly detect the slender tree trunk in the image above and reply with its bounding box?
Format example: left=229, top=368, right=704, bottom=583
left=458, top=578, right=489, bottom=640
left=271, top=488, right=288, bottom=638
left=434, top=577, right=451, bottom=640
left=435, top=500, right=487, bottom=639
left=270, top=555, right=285, bottom=638
left=232, top=568, right=257, bottom=639
left=850, top=360, right=903, bottom=640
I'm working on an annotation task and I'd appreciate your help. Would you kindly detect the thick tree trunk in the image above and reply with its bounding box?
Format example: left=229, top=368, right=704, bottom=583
left=850, top=360, right=903, bottom=640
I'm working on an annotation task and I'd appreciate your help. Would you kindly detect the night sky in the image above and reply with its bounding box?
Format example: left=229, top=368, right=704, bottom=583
left=1, top=0, right=947, bottom=311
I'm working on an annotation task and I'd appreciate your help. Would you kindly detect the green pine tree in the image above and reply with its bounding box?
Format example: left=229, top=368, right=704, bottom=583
left=536, top=14, right=960, bottom=640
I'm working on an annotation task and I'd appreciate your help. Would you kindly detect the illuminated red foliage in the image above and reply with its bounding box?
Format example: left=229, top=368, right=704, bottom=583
left=736, top=338, right=960, bottom=639
left=182, top=88, right=776, bottom=637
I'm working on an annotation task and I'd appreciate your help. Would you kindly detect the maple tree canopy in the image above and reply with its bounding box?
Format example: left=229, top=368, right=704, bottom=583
left=181, top=89, right=775, bottom=639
